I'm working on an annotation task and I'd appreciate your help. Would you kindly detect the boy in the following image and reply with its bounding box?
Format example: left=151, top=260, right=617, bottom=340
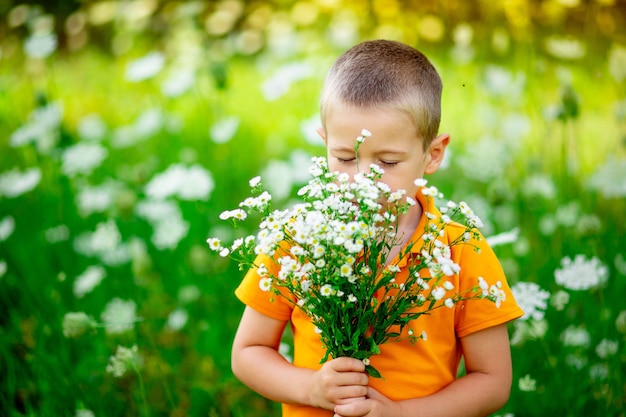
left=231, top=40, right=523, bottom=417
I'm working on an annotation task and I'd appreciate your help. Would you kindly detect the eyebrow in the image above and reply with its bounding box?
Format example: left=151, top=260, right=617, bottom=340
left=329, top=145, right=408, bottom=156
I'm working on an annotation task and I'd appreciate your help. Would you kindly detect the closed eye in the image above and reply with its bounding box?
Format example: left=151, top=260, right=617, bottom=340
left=337, top=157, right=356, bottom=164
left=380, top=160, right=398, bottom=167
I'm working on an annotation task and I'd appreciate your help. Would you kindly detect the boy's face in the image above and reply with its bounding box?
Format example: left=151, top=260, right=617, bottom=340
left=320, top=105, right=449, bottom=198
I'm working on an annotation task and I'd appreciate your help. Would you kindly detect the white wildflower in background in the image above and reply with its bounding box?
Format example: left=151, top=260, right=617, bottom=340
left=482, top=65, right=526, bottom=98
left=23, top=32, right=58, bottom=58
left=73, top=220, right=133, bottom=267
left=101, top=298, right=138, bottom=334
left=151, top=215, right=189, bottom=250
left=576, top=214, right=602, bottom=236
left=133, top=108, right=165, bottom=138
left=554, top=254, right=609, bottom=290
left=10, top=101, right=63, bottom=152
left=110, top=125, right=135, bottom=149
left=106, top=344, right=140, bottom=377
left=73, top=265, right=106, bottom=298
left=510, top=319, right=548, bottom=346
left=0, top=168, right=42, bottom=198
left=501, top=113, right=531, bottom=141
left=61, top=142, right=108, bottom=177
left=136, top=199, right=190, bottom=250
left=289, top=150, right=316, bottom=184
left=77, top=113, right=107, bottom=141
left=261, top=61, right=313, bottom=101
left=538, top=214, right=557, bottom=236
left=560, top=325, right=590, bottom=348
left=210, top=116, right=240, bottom=144
left=457, top=136, right=510, bottom=183
left=565, top=353, right=587, bottom=370
left=73, top=219, right=121, bottom=256
left=0, top=216, right=15, bottom=241
left=300, top=115, right=323, bottom=146
left=453, top=22, right=473, bottom=47
left=144, top=164, right=214, bottom=201
left=450, top=23, right=475, bottom=63
left=179, top=165, right=214, bottom=200
left=279, top=342, right=293, bottom=363
left=161, top=68, right=195, bottom=97
left=75, top=409, right=95, bottom=417
left=125, top=52, right=165, bottom=82
left=165, top=308, right=188, bottom=331
left=589, top=363, right=609, bottom=381
left=76, top=181, right=121, bottom=216
left=554, top=201, right=580, bottom=227
left=616, top=310, right=626, bottom=334
left=110, top=108, right=169, bottom=148
left=587, top=157, right=626, bottom=198
left=62, top=312, right=97, bottom=338
left=261, top=159, right=294, bottom=200
left=549, top=290, right=570, bottom=311
left=511, top=282, right=550, bottom=321
left=135, top=199, right=181, bottom=224
left=0, top=260, right=6, bottom=278
left=44, top=224, right=69, bottom=243
left=544, top=35, right=586, bottom=60
left=178, top=285, right=201, bottom=304
left=486, top=227, right=519, bottom=247
left=595, top=339, right=619, bottom=359
left=521, top=174, right=557, bottom=200
left=518, top=374, right=537, bottom=392
left=608, top=43, right=626, bottom=83
left=327, top=11, right=359, bottom=48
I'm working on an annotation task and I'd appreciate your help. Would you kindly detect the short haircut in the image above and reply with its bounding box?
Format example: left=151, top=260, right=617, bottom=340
left=320, top=40, right=442, bottom=150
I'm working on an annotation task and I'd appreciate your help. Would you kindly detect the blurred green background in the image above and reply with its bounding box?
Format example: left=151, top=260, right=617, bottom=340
left=1, top=0, right=625, bottom=416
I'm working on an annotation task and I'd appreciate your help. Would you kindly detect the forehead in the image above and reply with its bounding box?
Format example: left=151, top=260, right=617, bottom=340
left=324, top=105, right=420, bottom=149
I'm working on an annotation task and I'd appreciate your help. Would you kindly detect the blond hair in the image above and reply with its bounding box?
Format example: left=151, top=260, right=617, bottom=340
left=320, top=40, right=442, bottom=150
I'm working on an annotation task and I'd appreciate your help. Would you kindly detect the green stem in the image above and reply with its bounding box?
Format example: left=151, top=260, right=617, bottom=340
left=144, top=323, right=176, bottom=410
left=132, top=363, right=150, bottom=417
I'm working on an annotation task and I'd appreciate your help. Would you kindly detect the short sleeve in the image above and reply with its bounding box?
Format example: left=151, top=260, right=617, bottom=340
left=234, top=253, right=295, bottom=321
left=454, top=232, right=524, bottom=338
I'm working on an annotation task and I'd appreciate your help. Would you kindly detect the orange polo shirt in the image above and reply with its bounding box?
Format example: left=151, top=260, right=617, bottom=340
left=235, top=189, right=524, bottom=417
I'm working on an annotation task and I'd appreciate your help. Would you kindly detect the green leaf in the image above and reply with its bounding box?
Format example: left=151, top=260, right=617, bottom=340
left=365, top=364, right=382, bottom=379
left=370, top=338, right=381, bottom=355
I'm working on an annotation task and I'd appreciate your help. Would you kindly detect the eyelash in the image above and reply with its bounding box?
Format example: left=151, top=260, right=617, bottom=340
left=337, top=158, right=398, bottom=167
left=380, top=161, right=398, bottom=167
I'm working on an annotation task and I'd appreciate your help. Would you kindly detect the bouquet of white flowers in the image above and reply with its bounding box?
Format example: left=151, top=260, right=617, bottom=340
left=208, top=135, right=502, bottom=378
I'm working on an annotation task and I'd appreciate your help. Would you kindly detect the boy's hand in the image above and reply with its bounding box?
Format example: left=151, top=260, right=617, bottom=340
left=333, top=387, right=402, bottom=417
left=308, top=357, right=369, bottom=410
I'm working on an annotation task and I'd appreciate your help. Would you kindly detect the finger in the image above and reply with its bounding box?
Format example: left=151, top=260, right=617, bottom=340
left=335, top=371, right=369, bottom=388
left=334, top=398, right=369, bottom=417
left=331, top=357, right=366, bottom=373
left=333, top=383, right=368, bottom=401
left=336, top=395, right=367, bottom=405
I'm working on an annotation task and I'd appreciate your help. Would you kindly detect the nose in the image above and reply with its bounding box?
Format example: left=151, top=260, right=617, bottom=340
left=355, top=155, right=374, bottom=174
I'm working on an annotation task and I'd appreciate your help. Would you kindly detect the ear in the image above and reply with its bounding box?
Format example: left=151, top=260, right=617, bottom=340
left=424, top=133, right=450, bottom=175
left=316, top=126, right=327, bottom=144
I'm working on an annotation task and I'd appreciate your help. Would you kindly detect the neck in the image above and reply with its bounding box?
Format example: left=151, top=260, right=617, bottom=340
left=383, top=200, right=423, bottom=266
left=397, top=199, right=423, bottom=243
